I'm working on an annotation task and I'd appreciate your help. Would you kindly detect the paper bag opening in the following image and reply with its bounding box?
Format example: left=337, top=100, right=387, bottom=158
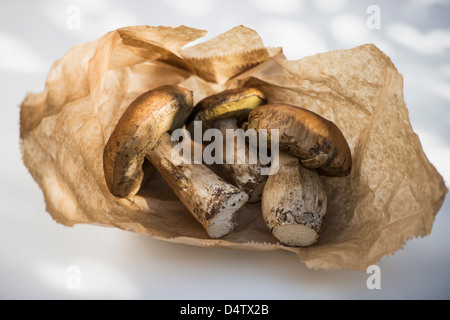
left=20, top=25, right=447, bottom=270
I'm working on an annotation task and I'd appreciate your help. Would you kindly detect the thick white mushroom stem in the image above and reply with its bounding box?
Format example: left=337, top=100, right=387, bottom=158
left=146, top=132, right=249, bottom=238
left=215, top=119, right=268, bottom=203
left=262, top=151, right=327, bottom=247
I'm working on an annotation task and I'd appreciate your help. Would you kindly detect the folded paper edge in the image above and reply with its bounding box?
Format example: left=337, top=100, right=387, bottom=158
left=182, top=46, right=283, bottom=61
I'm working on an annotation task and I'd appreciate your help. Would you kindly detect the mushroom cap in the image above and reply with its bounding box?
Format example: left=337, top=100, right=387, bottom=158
left=103, top=85, right=193, bottom=197
left=248, top=104, right=352, bottom=177
left=188, top=87, right=267, bottom=131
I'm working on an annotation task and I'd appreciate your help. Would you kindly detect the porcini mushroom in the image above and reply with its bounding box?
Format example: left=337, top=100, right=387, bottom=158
left=247, top=104, right=352, bottom=177
left=215, top=118, right=269, bottom=203
left=189, top=88, right=267, bottom=132
left=189, top=88, right=268, bottom=202
left=262, top=152, right=327, bottom=246
left=248, top=104, right=351, bottom=246
left=103, top=85, right=249, bottom=238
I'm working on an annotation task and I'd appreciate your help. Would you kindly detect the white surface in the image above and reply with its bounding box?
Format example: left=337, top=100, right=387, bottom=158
left=1, top=0, right=449, bottom=299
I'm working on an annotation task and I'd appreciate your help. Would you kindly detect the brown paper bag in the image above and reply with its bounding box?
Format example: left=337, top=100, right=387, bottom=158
left=20, top=25, right=447, bottom=270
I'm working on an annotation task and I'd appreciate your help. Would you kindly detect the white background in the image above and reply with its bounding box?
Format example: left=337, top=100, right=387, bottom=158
left=1, top=0, right=449, bottom=299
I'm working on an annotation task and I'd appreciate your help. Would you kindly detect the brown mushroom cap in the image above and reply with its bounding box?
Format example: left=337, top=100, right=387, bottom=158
left=188, top=87, right=267, bottom=131
left=247, top=104, right=352, bottom=177
left=103, top=85, right=193, bottom=197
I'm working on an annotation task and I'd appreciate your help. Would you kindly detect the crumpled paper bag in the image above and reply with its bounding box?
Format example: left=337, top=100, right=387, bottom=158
left=20, top=25, right=447, bottom=270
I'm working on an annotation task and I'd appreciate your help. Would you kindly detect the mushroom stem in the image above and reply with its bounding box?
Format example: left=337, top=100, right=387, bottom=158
left=146, top=132, right=249, bottom=238
left=215, top=118, right=268, bottom=203
left=262, top=151, right=327, bottom=247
